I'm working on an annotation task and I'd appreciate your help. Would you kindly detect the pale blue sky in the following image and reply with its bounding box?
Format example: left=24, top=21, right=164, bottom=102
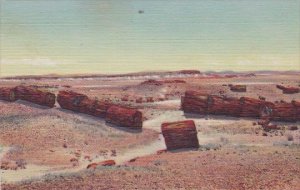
left=1, top=0, right=299, bottom=76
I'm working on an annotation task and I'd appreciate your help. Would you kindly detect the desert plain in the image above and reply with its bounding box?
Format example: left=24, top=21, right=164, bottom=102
left=0, top=71, right=299, bottom=190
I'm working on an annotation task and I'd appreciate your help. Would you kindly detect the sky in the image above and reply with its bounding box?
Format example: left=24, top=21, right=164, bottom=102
left=0, top=0, right=299, bottom=76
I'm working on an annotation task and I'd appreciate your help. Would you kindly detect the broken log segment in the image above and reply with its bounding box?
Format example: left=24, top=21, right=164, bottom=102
left=270, top=102, right=298, bottom=122
left=181, top=90, right=299, bottom=122
left=161, top=120, right=199, bottom=150
left=292, top=101, right=300, bottom=121
left=181, top=91, right=209, bottom=114
left=276, top=85, right=299, bottom=94
left=15, top=85, right=56, bottom=107
left=240, top=97, right=273, bottom=118
left=105, top=105, right=143, bottom=128
left=0, top=87, right=17, bottom=102
left=57, top=90, right=111, bottom=118
left=230, top=85, right=247, bottom=92
left=208, top=95, right=242, bottom=117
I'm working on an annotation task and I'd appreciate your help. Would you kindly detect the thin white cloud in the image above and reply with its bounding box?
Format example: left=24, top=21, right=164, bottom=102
left=1, top=58, right=67, bottom=66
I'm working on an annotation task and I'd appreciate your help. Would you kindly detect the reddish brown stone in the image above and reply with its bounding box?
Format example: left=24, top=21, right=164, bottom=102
left=0, top=87, right=17, bottom=102
left=121, top=96, right=129, bottom=101
left=136, top=97, right=143, bottom=103
left=292, top=101, right=300, bottom=121
left=240, top=97, right=273, bottom=118
left=86, top=160, right=116, bottom=169
left=208, top=95, right=242, bottom=117
left=230, top=85, right=247, bottom=92
left=15, top=85, right=56, bottom=107
left=57, top=90, right=111, bottom=118
left=181, top=91, right=209, bottom=114
left=146, top=97, right=154, bottom=103
left=178, top=70, right=201, bottom=75
left=270, top=102, right=297, bottom=122
left=276, top=85, right=299, bottom=94
left=105, top=105, right=143, bottom=128
left=140, top=79, right=163, bottom=86
left=264, top=124, right=280, bottom=131
left=161, top=120, right=199, bottom=150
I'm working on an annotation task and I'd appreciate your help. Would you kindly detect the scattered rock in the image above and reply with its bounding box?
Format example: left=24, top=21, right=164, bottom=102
left=288, top=126, right=298, bottom=131
left=156, top=149, right=167, bottom=155
left=87, top=160, right=116, bottom=169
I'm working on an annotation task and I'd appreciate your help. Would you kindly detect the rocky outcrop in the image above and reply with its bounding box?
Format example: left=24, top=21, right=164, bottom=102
left=0, top=87, right=17, bottom=102
left=87, top=160, right=116, bottom=169
left=105, top=105, right=143, bottom=128
left=15, top=85, right=56, bottom=107
left=276, top=85, right=299, bottom=94
left=161, top=120, right=199, bottom=150
left=57, top=90, right=111, bottom=118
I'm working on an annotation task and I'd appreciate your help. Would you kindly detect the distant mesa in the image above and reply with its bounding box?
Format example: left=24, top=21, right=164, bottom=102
left=178, top=70, right=201, bottom=75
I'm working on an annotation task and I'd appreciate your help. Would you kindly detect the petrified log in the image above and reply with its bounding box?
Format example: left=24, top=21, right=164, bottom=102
left=161, top=120, right=199, bottom=150
left=105, top=105, right=143, bottom=128
left=15, top=85, right=56, bottom=107
left=140, top=79, right=163, bottom=86
left=270, top=102, right=298, bottom=122
left=208, top=95, right=241, bottom=117
left=276, top=85, right=299, bottom=94
left=230, top=85, right=246, bottom=92
left=181, top=91, right=209, bottom=114
left=0, top=87, right=17, bottom=102
left=57, top=90, right=111, bottom=117
left=87, top=160, right=116, bottom=169
left=292, top=101, right=300, bottom=121
left=240, top=97, right=273, bottom=118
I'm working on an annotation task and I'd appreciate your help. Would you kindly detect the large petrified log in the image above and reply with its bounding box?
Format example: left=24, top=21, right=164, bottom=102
left=276, top=85, right=299, bottom=94
left=105, top=105, right=143, bottom=128
left=181, top=91, right=209, bottom=114
left=161, top=120, right=199, bottom=150
left=239, top=97, right=273, bottom=118
left=57, top=90, right=111, bottom=117
left=230, top=85, right=247, bottom=92
left=0, top=87, right=17, bottom=102
left=181, top=90, right=299, bottom=122
left=15, top=85, right=56, bottom=107
left=270, top=102, right=298, bottom=122
left=208, top=95, right=242, bottom=117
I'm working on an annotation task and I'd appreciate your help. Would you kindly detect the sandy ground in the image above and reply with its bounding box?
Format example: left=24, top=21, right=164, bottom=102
left=1, top=73, right=300, bottom=189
